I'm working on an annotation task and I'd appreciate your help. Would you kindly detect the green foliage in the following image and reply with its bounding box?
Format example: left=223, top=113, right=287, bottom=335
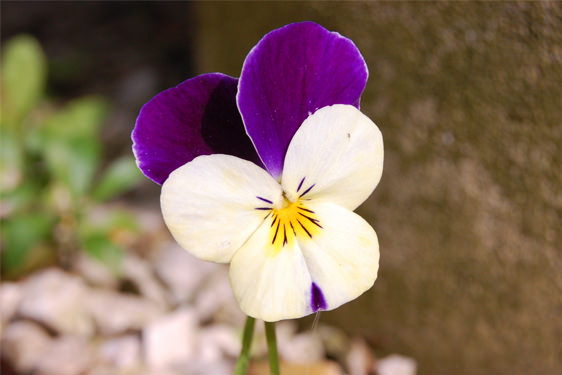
left=93, top=156, right=142, bottom=202
left=82, top=233, right=124, bottom=274
left=1, top=214, right=55, bottom=272
left=0, top=35, right=142, bottom=278
left=1, top=35, right=47, bottom=126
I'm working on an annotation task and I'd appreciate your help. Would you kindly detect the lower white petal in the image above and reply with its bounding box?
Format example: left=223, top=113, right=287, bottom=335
left=297, top=202, right=379, bottom=311
left=229, top=215, right=312, bottom=322
left=161, top=154, right=282, bottom=263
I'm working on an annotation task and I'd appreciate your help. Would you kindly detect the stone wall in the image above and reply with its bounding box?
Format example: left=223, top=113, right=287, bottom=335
left=193, top=2, right=562, bottom=374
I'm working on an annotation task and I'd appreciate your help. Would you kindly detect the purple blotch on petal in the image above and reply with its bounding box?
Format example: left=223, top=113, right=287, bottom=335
left=237, top=21, right=369, bottom=179
left=311, top=282, right=327, bottom=312
left=132, top=73, right=261, bottom=185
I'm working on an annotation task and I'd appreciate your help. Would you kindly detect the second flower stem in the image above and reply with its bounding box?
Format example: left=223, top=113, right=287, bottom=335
left=235, top=316, right=255, bottom=375
left=265, top=321, right=280, bottom=375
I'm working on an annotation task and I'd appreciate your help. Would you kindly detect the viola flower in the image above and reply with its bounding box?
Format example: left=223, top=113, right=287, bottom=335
left=132, top=22, right=383, bottom=322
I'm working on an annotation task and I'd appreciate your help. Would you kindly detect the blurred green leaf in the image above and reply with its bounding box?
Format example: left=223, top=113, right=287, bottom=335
left=82, top=233, right=124, bottom=274
left=79, top=207, right=139, bottom=237
left=104, top=209, right=139, bottom=233
left=92, top=156, right=142, bottom=201
left=1, top=213, right=54, bottom=271
left=40, top=97, right=108, bottom=197
left=44, top=136, right=100, bottom=198
left=0, top=127, right=23, bottom=193
left=42, top=97, right=108, bottom=141
left=1, top=35, right=47, bottom=126
left=1, top=180, right=41, bottom=215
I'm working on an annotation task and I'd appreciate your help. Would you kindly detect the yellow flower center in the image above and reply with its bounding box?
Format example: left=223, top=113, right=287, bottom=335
left=267, top=198, right=322, bottom=256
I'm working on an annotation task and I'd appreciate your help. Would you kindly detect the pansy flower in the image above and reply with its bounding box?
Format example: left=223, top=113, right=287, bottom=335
left=132, top=22, right=383, bottom=322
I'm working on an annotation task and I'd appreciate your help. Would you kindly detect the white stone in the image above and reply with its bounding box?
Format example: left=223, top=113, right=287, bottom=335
left=376, top=354, right=417, bottom=375
left=143, top=308, right=198, bottom=369
left=345, top=338, right=375, bottom=375
left=73, top=253, right=118, bottom=288
left=276, top=320, right=298, bottom=344
left=18, top=268, right=94, bottom=336
left=194, top=267, right=243, bottom=324
left=86, top=289, right=164, bottom=335
left=35, top=336, right=94, bottom=375
left=318, top=325, right=349, bottom=358
left=178, top=359, right=233, bottom=375
left=0, top=282, right=22, bottom=325
left=99, top=335, right=141, bottom=369
left=1, top=321, right=51, bottom=372
left=198, top=324, right=241, bottom=362
left=122, top=254, right=168, bottom=308
left=279, top=331, right=325, bottom=364
left=153, top=243, right=219, bottom=304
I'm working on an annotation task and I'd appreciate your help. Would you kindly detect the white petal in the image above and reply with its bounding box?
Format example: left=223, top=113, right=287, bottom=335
left=297, top=202, right=379, bottom=311
left=161, top=155, right=282, bottom=263
left=229, top=216, right=313, bottom=321
left=282, top=104, right=383, bottom=210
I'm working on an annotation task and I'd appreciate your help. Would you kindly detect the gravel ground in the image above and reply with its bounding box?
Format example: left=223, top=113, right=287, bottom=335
left=0, top=205, right=416, bottom=375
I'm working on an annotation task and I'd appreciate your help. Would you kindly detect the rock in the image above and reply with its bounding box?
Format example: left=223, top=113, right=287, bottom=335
left=99, top=335, right=141, bottom=369
left=249, top=360, right=343, bottom=375
left=0, top=282, right=22, bottom=326
left=143, top=308, right=198, bottom=369
left=376, top=355, right=417, bottom=375
left=198, top=324, right=240, bottom=362
left=18, top=268, right=94, bottom=336
left=276, top=320, right=298, bottom=344
left=86, top=289, right=164, bottom=335
left=279, top=330, right=325, bottom=364
left=35, top=336, right=94, bottom=375
left=72, top=253, right=118, bottom=288
left=153, top=243, right=219, bottom=304
left=194, top=267, right=244, bottom=324
left=1, top=321, right=51, bottom=373
left=345, top=338, right=375, bottom=375
left=173, top=359, right=234, bottom=375
left=122, top=254, right=168, bottom=308
left=318, top=325, right=349, bottom=361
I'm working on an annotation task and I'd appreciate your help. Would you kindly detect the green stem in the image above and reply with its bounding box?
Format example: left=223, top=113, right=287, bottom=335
left=265, top=321, right=280, bottom=375
left=235, top=316, right=255, bottom=375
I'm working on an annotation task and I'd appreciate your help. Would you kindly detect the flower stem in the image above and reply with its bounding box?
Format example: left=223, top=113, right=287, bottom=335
left=265, top=321, right=280, bottom=375
left=235, top=316, right=255, bottom=375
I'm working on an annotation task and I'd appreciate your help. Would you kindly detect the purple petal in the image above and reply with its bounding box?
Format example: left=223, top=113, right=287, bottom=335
left=237, top=22, right=368, bottom=179
left=311, top=282, right=327, bottom=312
left=132, top=73, right=261, bottom=184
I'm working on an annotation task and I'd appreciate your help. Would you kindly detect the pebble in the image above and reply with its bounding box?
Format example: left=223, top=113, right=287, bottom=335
left=319, top=325, right=349, bottom=360
left=99, top=335, right=141, bottom=369
left=174, top=359, right=234, bottom=375
left=194, top=267, right=242, bottom=324
left=249, top=360, right=343, bottom=375
left=143, top=308, right=198, bottom=369
left=122, top=253, right=168, bottom=308
left=198, top=324, right=241, bottom=362
left=18, top=268, right=94, bottom=336
left=72, top=252, right=118, bottom=288
left=1, top=321, right=51, bottom=372
left=345, top=338, right=375, bottom=375
left=35, top=336, right=94, bottom=375
left=0, top=282, right=22, bottom=325
left=153, top=243, right=219, bottom=304
left=279, top=330, right=325, bottom=364
left=376, top=354, right=417, bottom=375
left=86, top=289, right=164, bottom=335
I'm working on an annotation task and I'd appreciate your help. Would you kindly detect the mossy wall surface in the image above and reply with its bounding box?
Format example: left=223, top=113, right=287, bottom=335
left=194, top=2, right=561, bottom=374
